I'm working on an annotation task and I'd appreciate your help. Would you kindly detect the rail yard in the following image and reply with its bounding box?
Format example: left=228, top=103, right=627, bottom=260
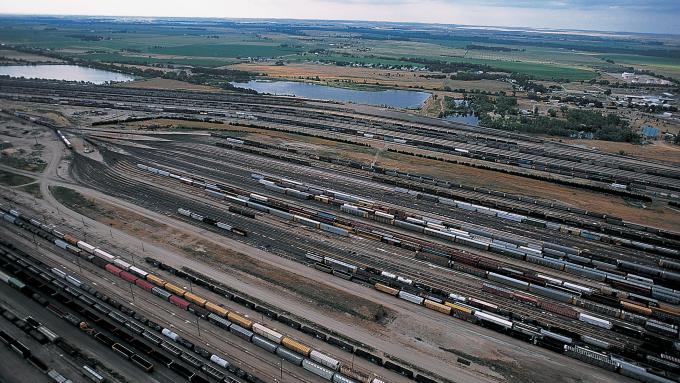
left=1, top=77, right=680, bottom=383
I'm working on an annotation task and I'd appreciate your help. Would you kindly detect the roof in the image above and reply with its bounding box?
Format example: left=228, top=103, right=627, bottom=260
left=641, top=126, right=659, bottom=138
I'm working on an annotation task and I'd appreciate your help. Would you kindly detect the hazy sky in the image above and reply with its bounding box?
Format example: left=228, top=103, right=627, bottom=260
left=1, top=0, right=679, bottom=34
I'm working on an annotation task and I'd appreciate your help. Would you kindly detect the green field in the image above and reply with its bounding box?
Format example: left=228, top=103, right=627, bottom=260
left=0, top=17, right=677, bottom=82
left=459, top=58, right=596, bottom=81
left=148, top=43, right=302, bottom=58
left=600, top=54, right=680, bottom=78
left=81, top=52, right=234, bottom=67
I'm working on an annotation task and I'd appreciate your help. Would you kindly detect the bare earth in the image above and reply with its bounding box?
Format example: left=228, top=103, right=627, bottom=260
left=564, top=139, right=680, bottom=164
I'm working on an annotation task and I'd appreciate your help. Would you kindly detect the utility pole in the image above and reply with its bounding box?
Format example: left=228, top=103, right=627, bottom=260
left=130, top=249, right=136, bottom=266
left=129, top=282, right=135, bottom=302
left=196, top=317, right=201, bottom=338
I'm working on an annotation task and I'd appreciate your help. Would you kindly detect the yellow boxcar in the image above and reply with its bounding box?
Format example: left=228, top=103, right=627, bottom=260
left=146, top=274, right=167, bottom=288
left=374, top=283, right=399, bottom=296
left=228, top=312, right=253, bottom=329
left=164, top=282, right=187, bottom=297
left=184, top=292, right=208, bottom=307
left=424, top=299, right=452, bottom=315
left=205, top=301, right=229, bottom=317
left=445, top=302, right=473, bottom=315
left=281, top=336, right=312, bottom=356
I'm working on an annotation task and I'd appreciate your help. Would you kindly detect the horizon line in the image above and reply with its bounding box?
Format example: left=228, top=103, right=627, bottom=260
left=0, top=12, right=678, bottom=37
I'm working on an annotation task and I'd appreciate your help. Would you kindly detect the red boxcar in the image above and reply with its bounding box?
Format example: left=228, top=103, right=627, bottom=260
left=135, top=279, right=154, bottom=292
left=105, top=264, right=123, bottom=276
left=539, top=301, right=579, bottom=319
left=512, top=292, right=539, bottom=306
left=169, top=295, right=190, bottom=310
left=119, top=271, right=138, bottom=284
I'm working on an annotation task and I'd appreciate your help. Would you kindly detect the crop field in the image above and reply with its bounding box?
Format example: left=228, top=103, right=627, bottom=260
left=601, top=54, right=680, bottom=78
left=82, top=52, right=235, bottom=67
left=147, top=43, right=303, bottom=58
left=0, top=19, right=636, bottom=81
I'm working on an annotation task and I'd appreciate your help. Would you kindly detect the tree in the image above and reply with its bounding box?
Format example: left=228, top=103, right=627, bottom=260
left=548, top=109, right=557, bottom=117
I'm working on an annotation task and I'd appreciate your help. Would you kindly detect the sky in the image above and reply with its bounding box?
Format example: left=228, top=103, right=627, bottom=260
left=1, top=0, right=679, bottom=34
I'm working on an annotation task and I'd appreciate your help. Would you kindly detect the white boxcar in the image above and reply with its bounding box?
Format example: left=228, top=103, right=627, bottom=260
left=302, top=359, right=335, bottom=380
left=129, top=266, right=148, bottom=278
left=252, top=323, right=283, bottom=344
left=94, top=248, right=115, bottom=261
left=474, top=311, right=513, bottom=329
left=578, top=313, right=612, bottom=329
left=398, top=291, right=424, bottom=305
left=77, top=241, right=97, bottom=254
left=113, top=259, right=131, bottom=270
left=310, top=350, right=340, bottom=370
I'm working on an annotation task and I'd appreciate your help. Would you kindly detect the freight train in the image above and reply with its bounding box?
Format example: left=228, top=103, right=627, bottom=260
left=0, top=206, right=387, bottom=383
left=133, top=163, right=680, bottom=314
left=3, top=199, right=680, bottom=382
left=246, top=173, right=680, bottom=305
left=128, top=165, right=680, bottom=335
left=2, top=205, right=679, bottom=383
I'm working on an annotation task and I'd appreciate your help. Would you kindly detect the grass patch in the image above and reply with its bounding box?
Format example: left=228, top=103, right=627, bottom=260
left=0, top=170, right=34, bottom=186
left=19, top=182, right=42, bottom=199
left=0, top=156, right=47, bottom=172
left=82, top=52, right=232, bottom=68
left=149, top=43, right=302, bottom=58
left=50, top=186, right=98, bottom=210
left=459, top=58, right=596, bottom=81
left=602, top=54, right=680, bottom=68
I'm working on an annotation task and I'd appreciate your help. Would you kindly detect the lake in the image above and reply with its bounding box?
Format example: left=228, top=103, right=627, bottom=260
left=230, top=80, right=431, bottom=108
left=0, top=65, right=135, bottom=84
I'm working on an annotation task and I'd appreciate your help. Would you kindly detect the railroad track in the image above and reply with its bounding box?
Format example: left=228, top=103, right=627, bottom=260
left=128, top=138, right=678, bottom=274
left=4, top=77, right=680, bottom=198
left=71, top=154, right=653, bottom=349
left=0, top=227, right=321, bottom=383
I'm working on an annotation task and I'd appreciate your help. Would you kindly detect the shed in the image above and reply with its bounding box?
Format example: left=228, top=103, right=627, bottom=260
left=641, top=126, right=659, bottom=139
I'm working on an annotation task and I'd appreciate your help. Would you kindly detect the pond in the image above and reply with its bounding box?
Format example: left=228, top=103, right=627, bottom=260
left=230, top=80, right=431, bottom=108
left=445, top=114, right=480, bottom=126
left=0, top=65, right=135, bottom=84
